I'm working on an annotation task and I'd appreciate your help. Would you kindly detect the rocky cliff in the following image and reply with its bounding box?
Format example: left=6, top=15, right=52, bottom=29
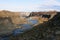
left=0, top=10, right=24, bottom=24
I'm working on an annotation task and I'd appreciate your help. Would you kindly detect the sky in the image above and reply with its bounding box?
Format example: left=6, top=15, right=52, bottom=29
left=0, top=0, right=60, bottom=12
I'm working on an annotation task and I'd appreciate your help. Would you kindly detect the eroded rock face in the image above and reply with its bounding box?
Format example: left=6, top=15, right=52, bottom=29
left=0, top=10, right=21, bottom=24
left=28, top=11, right=57, bottom=24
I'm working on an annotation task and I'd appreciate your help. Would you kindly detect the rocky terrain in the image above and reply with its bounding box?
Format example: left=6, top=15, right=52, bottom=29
left=0, top=10, right=28, bottom=24
left=8, top=11, right=60, bottom=40
left=0, top=10, right=60, bottom=40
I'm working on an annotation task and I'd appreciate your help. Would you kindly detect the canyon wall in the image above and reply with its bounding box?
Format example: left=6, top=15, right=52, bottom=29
left=0, top=10, right=57, bottom=24
left=0, top=10, right=21, bottom=24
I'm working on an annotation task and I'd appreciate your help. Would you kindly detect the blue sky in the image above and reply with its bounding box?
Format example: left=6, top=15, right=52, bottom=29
left=0, top=0, right=60, bottom=12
